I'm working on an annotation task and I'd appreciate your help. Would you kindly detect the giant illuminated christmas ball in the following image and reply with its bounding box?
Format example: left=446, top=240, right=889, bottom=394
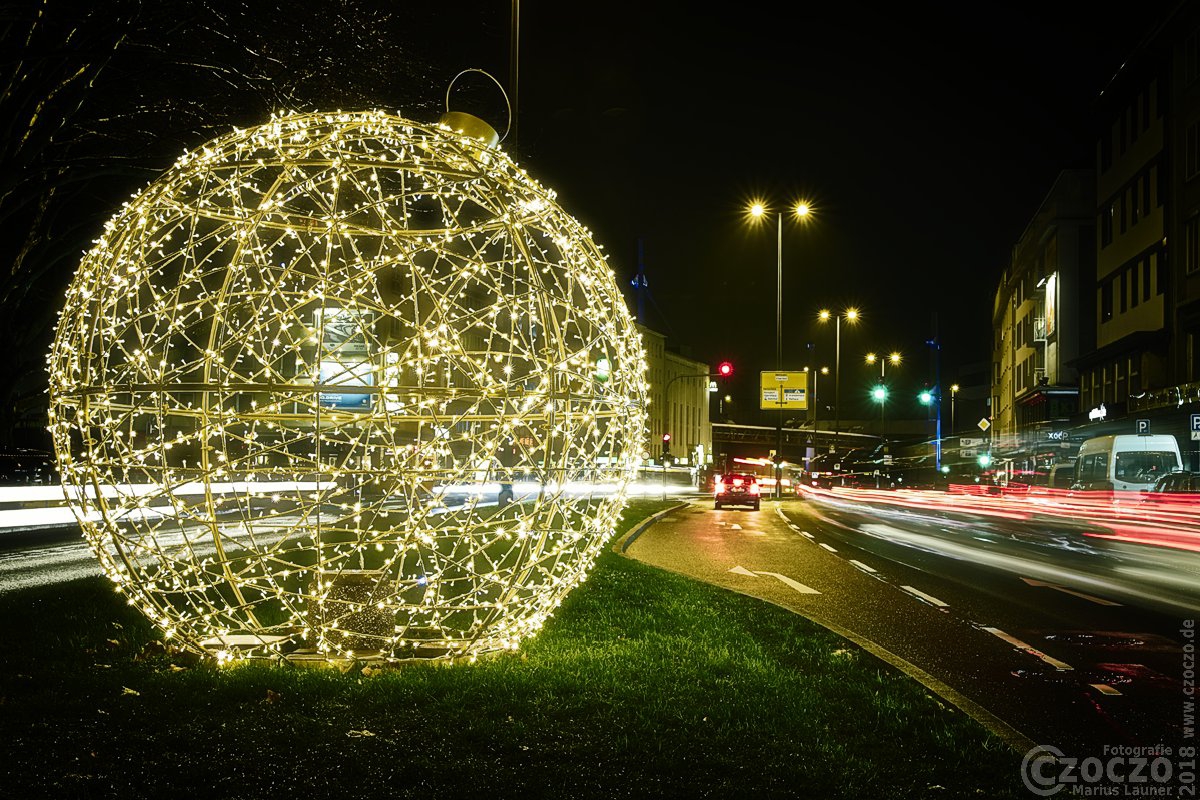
left=47, top=109, right=649, bottom=663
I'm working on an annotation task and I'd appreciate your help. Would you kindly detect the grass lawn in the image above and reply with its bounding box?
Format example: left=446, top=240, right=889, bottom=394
left=0, top=498, right=1028, bottom=799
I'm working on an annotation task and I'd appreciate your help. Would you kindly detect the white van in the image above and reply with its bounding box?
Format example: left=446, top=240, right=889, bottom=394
left=1072, top=434, right=1182, bottom=492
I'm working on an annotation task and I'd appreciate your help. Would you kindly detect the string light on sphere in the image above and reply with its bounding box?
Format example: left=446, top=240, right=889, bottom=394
left=47, top=109, right=649, bottom=664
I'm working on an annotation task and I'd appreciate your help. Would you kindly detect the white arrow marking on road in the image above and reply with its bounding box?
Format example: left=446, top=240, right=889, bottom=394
left=728, top=566, right=821, bottom=594
left=982, top=626, right=1074, bottom=671
left=1020, top=577, right=1122, bottom=606
left=757, top=571, right=821, bottom=594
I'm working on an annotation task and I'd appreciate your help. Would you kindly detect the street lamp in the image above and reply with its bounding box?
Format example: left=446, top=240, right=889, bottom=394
left=749, top=199, right=813, bottom=499
left=950, top=383, right=960, bottom=435
left=926, top=337, right=943, bottom=472
left=818, top=307, right=859, bottom=459
left=865, top=351, right=901, bottom=439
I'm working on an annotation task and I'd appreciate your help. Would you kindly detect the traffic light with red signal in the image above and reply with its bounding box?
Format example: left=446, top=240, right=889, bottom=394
left=717, top=361, right=733, bottom=378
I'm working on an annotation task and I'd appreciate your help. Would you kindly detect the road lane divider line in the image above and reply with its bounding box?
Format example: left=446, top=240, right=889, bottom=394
left=900, top=585, right=949, bottom=608
left=981, top=626, right=1074, bottom=671
left=849, top=559, right=877, bottom=574
left=818, top=543, right=837, bottom=553
left=1019, top=577, right=1122, bottom=606
left=1090, top=683, right=1122, bottom=696
left=800, top=531, right=814, bottom=539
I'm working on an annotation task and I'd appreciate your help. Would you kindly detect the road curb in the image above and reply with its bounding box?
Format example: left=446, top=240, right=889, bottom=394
left=613, top=501, right=689, bottom=554
left=615, top=508, right=1040, bottom=758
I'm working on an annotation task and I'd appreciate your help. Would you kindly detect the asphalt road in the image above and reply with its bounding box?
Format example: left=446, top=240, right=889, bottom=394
left=619, top=494, right=1193, bottom=760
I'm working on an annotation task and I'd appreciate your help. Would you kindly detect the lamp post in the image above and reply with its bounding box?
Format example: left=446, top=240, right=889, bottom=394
left=749, top=199, right=812, bottom=499
left=818, top=308, right=859, bottom=461
left=950, top=383, right=959, bottom=436
left=865, top=351, right=902, bottom=439
left=814, top=366, right=829, bottom=426
left=922, top=336, right=943, bottom=473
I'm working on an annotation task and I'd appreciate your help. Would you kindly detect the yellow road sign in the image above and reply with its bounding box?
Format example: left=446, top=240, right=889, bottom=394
left=760, top=371, right=808, bottom=410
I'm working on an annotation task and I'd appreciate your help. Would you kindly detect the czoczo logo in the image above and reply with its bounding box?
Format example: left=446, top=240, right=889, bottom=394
left=1020, top=743, right=1182, bottom=796
left=1021, top=745, right=1069, bottom=796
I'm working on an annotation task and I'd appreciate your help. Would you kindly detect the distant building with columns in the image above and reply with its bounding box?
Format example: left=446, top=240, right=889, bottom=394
left=637, top=323, right=713, bottom=468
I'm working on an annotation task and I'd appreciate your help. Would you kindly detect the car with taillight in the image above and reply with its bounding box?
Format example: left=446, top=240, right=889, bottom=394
left=714, top=472, right=760, bottom=510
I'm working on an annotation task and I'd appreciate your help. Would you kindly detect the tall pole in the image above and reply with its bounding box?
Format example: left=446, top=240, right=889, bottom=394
left=878, top=359, right=885, bottom=434
left=833, top=315, right=841, bottom=458
left=950, top=386, right=958, bottom=436
left=877, top=359, right=885, bottom=488
left=775, top=212, right=783, bottom=500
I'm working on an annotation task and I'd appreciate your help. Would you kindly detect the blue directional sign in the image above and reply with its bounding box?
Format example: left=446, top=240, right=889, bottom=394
left=1135, top=418, right=1150, bottom=435
left=1191, top=413, right=1200, bottom=441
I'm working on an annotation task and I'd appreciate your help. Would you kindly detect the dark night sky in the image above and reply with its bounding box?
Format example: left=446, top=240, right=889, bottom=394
left=2, top=1, right=1182, bottom=433
left=447, top=1, right=1180, bottom=422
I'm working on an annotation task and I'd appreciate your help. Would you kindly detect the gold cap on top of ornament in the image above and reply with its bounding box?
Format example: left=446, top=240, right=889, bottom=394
left=439, top=68, right=510, bottom=151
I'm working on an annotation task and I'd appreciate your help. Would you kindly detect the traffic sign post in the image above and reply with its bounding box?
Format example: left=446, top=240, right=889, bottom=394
left=1191, top=413, right=1200, bottom=441
left=1136, top=418, right=1151, bottom=435
left=759, top=371, right=808, bottom=410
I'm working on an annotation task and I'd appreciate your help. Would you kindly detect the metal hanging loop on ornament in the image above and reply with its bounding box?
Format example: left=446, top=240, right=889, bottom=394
left=443, top=68, right=512, bottom=145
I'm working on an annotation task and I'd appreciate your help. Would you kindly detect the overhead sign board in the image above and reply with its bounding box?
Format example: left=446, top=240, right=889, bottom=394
left=760, top=371, right=808, bottom=410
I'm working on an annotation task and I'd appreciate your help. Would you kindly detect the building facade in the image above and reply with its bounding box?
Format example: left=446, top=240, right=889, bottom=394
left=637, top=323, right=713, bottom=467
left=991, top=169, right=1095, bottom=452
left=1073, top=2, right=1200, bottom=468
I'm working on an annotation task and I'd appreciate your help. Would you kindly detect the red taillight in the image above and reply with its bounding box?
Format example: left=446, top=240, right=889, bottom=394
left=749, top=484, right=760, bottom=495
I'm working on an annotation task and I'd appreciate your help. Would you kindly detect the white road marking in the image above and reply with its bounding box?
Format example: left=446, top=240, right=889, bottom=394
left=1020, top=577, right=1122, bottom=606
left=1090, top=683, right=1122, bottom=696
left=730, top=524, right=743, bottom=530
left=982, top=626, right=1074, bottom=671
left=818, top=542, right=837, bottom=553
left=728, top=566, right=821, bottom=594
left=900, top=585, right=949, bottom=608
left=800, top=531, right=814, bottom=539
left=756, top=571, right=822, bottom=594
left=849, top=559, right=877, bottom=574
